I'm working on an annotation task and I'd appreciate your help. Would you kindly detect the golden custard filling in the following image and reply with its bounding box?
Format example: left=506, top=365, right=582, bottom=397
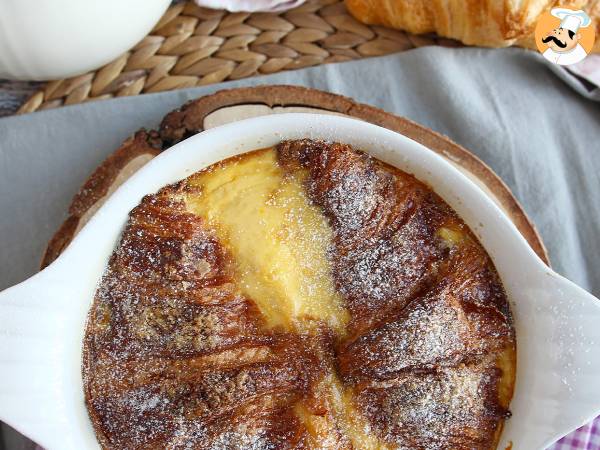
left=184, top=150, right=387, bottom=448
left=185, top=149, right=350, bottom=334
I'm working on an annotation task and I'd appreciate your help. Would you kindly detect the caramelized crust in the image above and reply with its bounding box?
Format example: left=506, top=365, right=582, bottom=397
left=354, top=362, right=507, bottom=449
left=84, top=187, right=325, bottom=449
left=83, top=140, right=515, bottom=449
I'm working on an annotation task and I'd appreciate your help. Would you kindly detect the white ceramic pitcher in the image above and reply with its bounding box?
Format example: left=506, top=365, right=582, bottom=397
left=0, top=0, right=170, bottom=80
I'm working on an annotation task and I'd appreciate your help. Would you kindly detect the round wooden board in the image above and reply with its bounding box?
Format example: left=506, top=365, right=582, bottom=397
left=41, top=85, right=549, bottom=268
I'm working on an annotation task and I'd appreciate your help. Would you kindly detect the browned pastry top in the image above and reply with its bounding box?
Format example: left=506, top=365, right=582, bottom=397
left=83, top=139, right=516, bottom=449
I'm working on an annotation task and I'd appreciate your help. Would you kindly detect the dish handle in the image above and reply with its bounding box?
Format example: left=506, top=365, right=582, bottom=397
left=0, top=263, right=89, bottom=448
left=503, top=269, right=600, bottom=450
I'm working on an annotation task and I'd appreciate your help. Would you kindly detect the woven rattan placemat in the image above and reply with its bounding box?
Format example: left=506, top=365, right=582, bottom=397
left=18, top=0, right=461, bottom=114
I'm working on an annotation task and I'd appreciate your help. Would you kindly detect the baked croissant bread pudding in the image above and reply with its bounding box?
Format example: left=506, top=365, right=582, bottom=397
left=345, top=0, right=600, bottom=52
left=83, top=139, right=516, bottom=449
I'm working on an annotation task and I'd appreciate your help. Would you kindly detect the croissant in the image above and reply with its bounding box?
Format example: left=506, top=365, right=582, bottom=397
left=345, top=0, right=600, bottom=52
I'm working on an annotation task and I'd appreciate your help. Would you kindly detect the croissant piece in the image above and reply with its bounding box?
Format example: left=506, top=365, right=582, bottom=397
left=345, top=0, right=600, bottom=52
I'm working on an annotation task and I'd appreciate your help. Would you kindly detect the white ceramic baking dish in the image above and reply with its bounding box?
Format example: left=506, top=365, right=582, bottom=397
left=0, top=114, right=599, bottom=450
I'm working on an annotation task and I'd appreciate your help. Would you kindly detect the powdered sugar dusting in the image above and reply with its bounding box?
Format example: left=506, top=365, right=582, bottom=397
left=358, top=364, right=502, bottom=449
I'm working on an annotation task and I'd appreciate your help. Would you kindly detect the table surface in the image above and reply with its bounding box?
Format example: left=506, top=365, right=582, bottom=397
left=0, top=80, right=42, bottom=117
